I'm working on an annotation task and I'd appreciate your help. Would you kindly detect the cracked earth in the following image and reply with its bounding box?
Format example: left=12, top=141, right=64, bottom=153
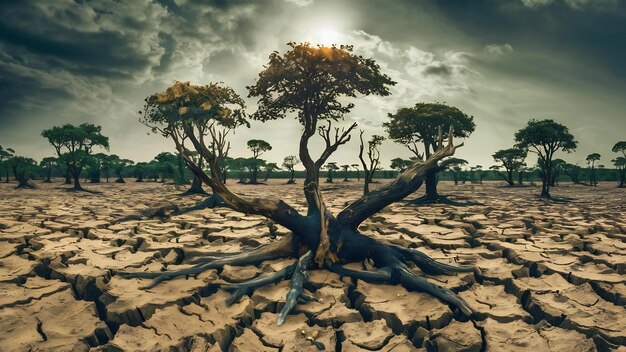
left=0, top=180, right=624, bottom=351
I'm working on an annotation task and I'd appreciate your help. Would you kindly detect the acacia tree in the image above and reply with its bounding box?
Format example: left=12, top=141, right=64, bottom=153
left=40, top=157, right=57, bottom=183
left=263, top=162, right=280, bottom=181
left=492, top=148, right=527, bottom=186
left=340, top=164, right=350, bottom=181
left=282, top=155, right=299, bottom=184
left=613, top=141, right=626, bottom=158
left=384, top=103, right=475, bottom=203
left=324, top=162, right=339, bottom=183
left=118, top=42, right=474, bottom=325
left=514, top=119, right=577, bottom=198
left=87, top=152, right=108, bottom=183
left=0, top=145, right=15, bottom=182
left=41, top=123, right=109, bottom=191
left=140, top=81, right=245, bottom=201
left=247, top=139, right=272, bottom=184
left=613, top=157, right=626, bottom=188
left=446, top=158, right=467, bottom=185
left=351, top=164, right=360, bottom=181
left=359, top=132, right=385, bottom=195
left=108, top=155, right=134, bottom=183
left=390, top=158, right=413, bottom=174
left=586, top=153, right=601, bottom=186
left=11, top=156, right=38, bottom=189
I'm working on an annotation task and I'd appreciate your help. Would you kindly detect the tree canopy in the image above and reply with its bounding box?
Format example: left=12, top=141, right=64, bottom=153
left=384, top=103, right=475, bottom=158
left=41, top=123, right=109, bottom=190
left=514, top=119, right=577, bottom=197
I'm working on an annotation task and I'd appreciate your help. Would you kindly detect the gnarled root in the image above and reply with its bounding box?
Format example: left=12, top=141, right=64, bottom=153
left=277, top=250, right=314, bottom=325
left=115, top=234, right=295, bottom=289
left=408, top=194, right=481, bottom=207
left=329, top=261, right=473, bottom=317
left=112, top=194, right=226, bottom=224
left=390, top=245, right=476, bottom=275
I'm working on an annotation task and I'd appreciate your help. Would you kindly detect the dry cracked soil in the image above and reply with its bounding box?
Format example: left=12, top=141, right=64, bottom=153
left=0, top=179, right=625, bottom=352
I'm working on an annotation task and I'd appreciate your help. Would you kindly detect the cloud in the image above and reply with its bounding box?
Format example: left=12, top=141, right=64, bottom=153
left=520, top=0, right=617, bottom=9
left=484, top=43, right=514, bottom=56
left=520, top=0, right=554, bottom=8
left=284, top=0, right=314, bottom=6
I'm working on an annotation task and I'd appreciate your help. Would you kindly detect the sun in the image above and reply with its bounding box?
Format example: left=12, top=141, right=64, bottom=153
left=309, top=28, right=343, bottom=46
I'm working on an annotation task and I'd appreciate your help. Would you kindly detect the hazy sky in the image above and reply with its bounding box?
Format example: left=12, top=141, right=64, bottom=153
left=1, top=0, right=625, bottom=169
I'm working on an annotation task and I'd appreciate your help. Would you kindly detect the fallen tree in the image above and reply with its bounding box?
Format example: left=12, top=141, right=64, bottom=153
left=118, top=43, right=475, bottom=325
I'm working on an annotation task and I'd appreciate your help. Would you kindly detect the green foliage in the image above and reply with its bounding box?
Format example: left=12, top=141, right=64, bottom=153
left=248, top=42, right=395, bottom=124
left=514, top=119, right=577, bottom=154
left=612, top=141, right=626, bottom=157
left=141, top=81, right=248, bottom=140
left=389, top=158, right=413, bottom=172
left=384, top=103, right=475, bottom=156
left=41, top=123, right=109, bottom=188
left=586, top=153, right=601, bottom=164
left=492, top=148, right=527, bottom=172
left=247, top=139, right=272, bottom=158
left=282, top=155, right=299, bottom=171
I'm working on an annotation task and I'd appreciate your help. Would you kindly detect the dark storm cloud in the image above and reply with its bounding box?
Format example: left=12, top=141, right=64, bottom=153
left=0, top=0, right=624, bottom=168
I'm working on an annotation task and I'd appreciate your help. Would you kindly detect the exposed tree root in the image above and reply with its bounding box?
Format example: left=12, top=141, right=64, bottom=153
left=408, top=194, right=481, bottom=207
left=277, top=250, right=313, bottom=325
left=115, top=234, right=296, bottom=289
left=389, top=245, right=476, bottom=276
left=65, top=187, right=100, bottom=194
left=223, top=261, right=297, bottom=306
left=111, top=194, right=227, bottom=224
left=329, top=260, right=473, bottom=317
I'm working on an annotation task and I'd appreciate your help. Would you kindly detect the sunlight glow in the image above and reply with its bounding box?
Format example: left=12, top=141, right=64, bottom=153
left=300, top=18, right=346, bottom=47
left=309, top=28, right=343, bottom=46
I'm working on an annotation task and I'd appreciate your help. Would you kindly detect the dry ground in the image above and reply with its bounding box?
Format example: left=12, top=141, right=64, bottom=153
left=0, top=179, right=625, bottom=351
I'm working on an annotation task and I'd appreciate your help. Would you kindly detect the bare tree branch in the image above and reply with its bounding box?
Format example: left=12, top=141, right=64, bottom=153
left=338, top=126, right=463, bottom=227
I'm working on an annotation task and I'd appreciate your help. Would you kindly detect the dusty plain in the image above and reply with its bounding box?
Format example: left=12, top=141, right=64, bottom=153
left=0, top=179, right=625, bottom=351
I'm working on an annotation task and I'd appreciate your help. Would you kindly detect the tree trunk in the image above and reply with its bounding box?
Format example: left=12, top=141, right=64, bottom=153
left=185, top=175, right=206, bottom=194
left=424, top=169, right=438, bottom=201
left=541, top=161, right=551, bottom=198
left=73, top=175, right=81, bottom=190
left=506, top=170, right=514, bottom=186
left=251, top=167, right=258, bottom=184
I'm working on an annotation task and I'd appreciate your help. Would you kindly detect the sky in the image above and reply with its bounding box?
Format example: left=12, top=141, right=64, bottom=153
left=1, top=0, right=625, bottom=169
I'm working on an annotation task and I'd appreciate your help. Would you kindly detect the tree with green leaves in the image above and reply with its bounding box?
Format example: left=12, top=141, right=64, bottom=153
left=613, top=141, right=626, bottom=158
left=0, top=145, right=15, bottom=182
left=359, top=133, right=385, bottom=195
left=11, top=156, right=38, bottom=189
left=39, top=157, right=57, bottom=183
left=107, top=155, right=134, bottom=183
left=247, top=139, right=272, bottom=184
left=384, top=103, right=475, bottom=203
left=514, top=119, right=577, bottom=198
left=119, top=42, right=475, bottom=325
left=390, top=158, right=413, bottom=173
left=492, top=148, right=527, bottom=186
left=87, top=152, right=108, bottom=183
left=282, top=155, right=299, bottom=184
left=41, top=123, right=109, bottom=191
left=134, top=162, right=148, bottom=182
left=263, top=162, right=280, bottom=181
left=586, top=153, right=601, bottom=186
left=340, top=164, right=350, bottom=182
left=140, top=81, right=246, bottom=200
left=324, top=162, right=339, bottom=183
left=445, top=158, right=467, bottom=185
left=612, top=157, right=626, bottom=188
left=351, top=164, right=360, bottom=181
